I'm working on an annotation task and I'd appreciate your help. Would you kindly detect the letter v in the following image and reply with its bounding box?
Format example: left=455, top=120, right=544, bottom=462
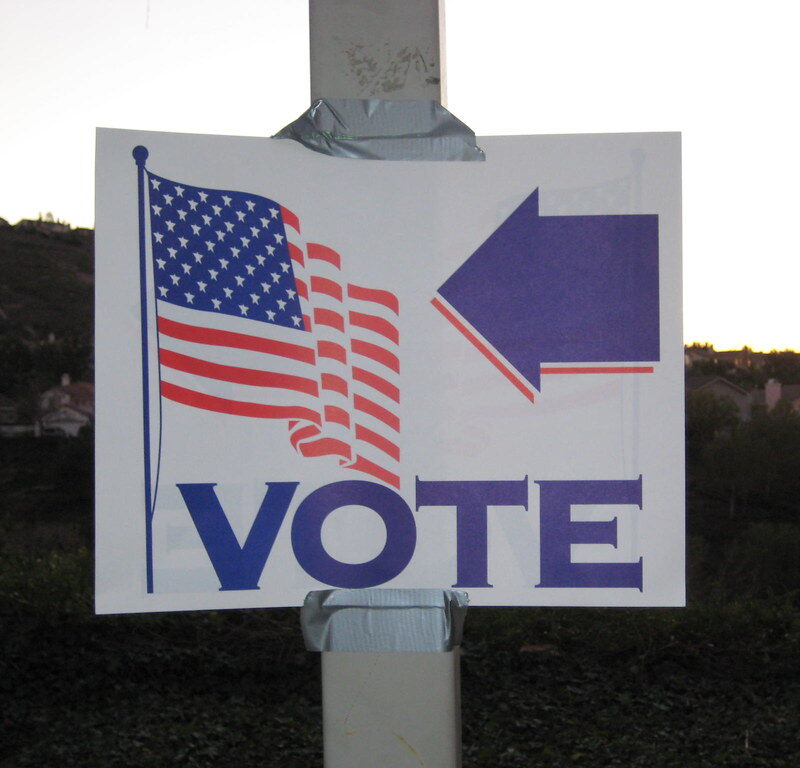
left=177, top=482, right=298, bottom=591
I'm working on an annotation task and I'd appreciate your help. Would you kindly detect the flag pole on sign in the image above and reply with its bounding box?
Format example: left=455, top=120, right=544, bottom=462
left=132, top=148, right=404, bottom=598
left=133, top=144, right=155, bottom=594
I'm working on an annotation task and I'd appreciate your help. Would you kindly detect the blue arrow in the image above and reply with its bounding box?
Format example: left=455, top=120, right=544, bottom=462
left=435, top=189, right=660, bottom=393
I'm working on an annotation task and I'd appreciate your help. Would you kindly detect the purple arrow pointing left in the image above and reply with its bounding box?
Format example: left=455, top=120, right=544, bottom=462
left=433, top=189, right=660, bottom=399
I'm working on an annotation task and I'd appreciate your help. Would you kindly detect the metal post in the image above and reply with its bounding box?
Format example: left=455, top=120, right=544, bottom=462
left=321, top=650, right=462, bottom=767
left=309, top=0, right=445, bottom=104
left=302, top=589, right=468, bottom=768
left=302, top=6, right=464, bottom=766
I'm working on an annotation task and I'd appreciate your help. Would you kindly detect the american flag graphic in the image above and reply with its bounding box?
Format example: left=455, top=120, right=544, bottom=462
left=144, top=172, right=401, bottom=488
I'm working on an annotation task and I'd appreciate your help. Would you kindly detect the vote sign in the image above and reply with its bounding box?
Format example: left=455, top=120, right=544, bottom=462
left=95, top=128, right=683, bottom=613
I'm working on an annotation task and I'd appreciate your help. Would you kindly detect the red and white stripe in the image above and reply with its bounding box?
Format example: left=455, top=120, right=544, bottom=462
left=291, top=226, right=401, bottom=488
left=431, top=293, right=536, bottom=403
left=156, top=206, right=401, bottom=488
left=156, top=306, right=320, bottom=422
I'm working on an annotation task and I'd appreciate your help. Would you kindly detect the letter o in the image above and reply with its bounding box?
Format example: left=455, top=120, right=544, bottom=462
left=291, top=481, right=416, bottom=588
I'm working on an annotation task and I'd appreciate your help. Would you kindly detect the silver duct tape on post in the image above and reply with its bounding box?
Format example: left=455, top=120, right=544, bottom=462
left=301, top=588, right=469, bottom=652
left=273, top=98, right=485, bottom=162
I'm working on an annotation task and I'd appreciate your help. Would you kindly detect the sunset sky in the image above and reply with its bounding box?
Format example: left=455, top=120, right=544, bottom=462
left=1, top=0, right=797, bottom=351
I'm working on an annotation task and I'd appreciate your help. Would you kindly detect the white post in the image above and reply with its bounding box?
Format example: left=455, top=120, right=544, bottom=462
left=303, top=6, right=462, bottom=766
left=309, top=0, right=446, bottom=104
left=322, top=651, right=462, bottom=767
left=302, top=589, right=467, bottom=768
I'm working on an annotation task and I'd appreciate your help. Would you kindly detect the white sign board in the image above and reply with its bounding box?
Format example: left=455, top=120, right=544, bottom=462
left=95, top=128, right=683, bottom=613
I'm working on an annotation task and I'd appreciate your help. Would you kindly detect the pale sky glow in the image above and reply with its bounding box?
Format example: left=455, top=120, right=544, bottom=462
left=1, top=0, right=797, bottom=352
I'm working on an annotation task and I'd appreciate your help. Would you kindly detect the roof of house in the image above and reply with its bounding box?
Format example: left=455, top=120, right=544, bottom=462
left=685, top=375, right=749, bottom=397
left=41, top=381, right=94, bottom=400
left=41, top=404, right=93, bottom=422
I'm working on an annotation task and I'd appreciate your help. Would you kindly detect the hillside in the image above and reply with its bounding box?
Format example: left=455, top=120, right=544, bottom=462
left=0, top=222, right=93, bottom=343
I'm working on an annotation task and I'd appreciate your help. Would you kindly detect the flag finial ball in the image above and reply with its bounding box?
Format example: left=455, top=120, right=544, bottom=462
left=133, top=145, right=149, bottom=166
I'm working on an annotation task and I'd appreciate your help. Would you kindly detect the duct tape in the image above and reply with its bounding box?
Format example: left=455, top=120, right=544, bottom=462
left=301, top=588, right=469, bottom=652
left=273, top=98, right=485, bottom=161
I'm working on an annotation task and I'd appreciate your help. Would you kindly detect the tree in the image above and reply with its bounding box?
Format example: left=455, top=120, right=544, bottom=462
left=29, top=335, right=92, bottom=388
left=685, top=389, right=739, bottom=462
left=0, top=334, right=33, bottom=396
left=693, top=400, right=800, bottom=522
left=763, top=350, right=800, bottom=384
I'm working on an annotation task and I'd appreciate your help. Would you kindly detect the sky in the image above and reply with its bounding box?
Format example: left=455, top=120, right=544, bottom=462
left=1, top=0, right=797, bottom=352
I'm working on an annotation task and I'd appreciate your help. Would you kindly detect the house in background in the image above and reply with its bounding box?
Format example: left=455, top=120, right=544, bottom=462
left=0, top=394, right=38, bottom=437
left=765, top=380, right=800, bottom=413
left=684, top=345, right=716, bottom=367
left=15, top=213, right=72, bottom=237
left=39, top=374, right=94, bottom=437
left=685, top=375, right=753, bottom=421
left=713, top=347, right=766, bottom=371
left=684, top=344, right=767, bottom=371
